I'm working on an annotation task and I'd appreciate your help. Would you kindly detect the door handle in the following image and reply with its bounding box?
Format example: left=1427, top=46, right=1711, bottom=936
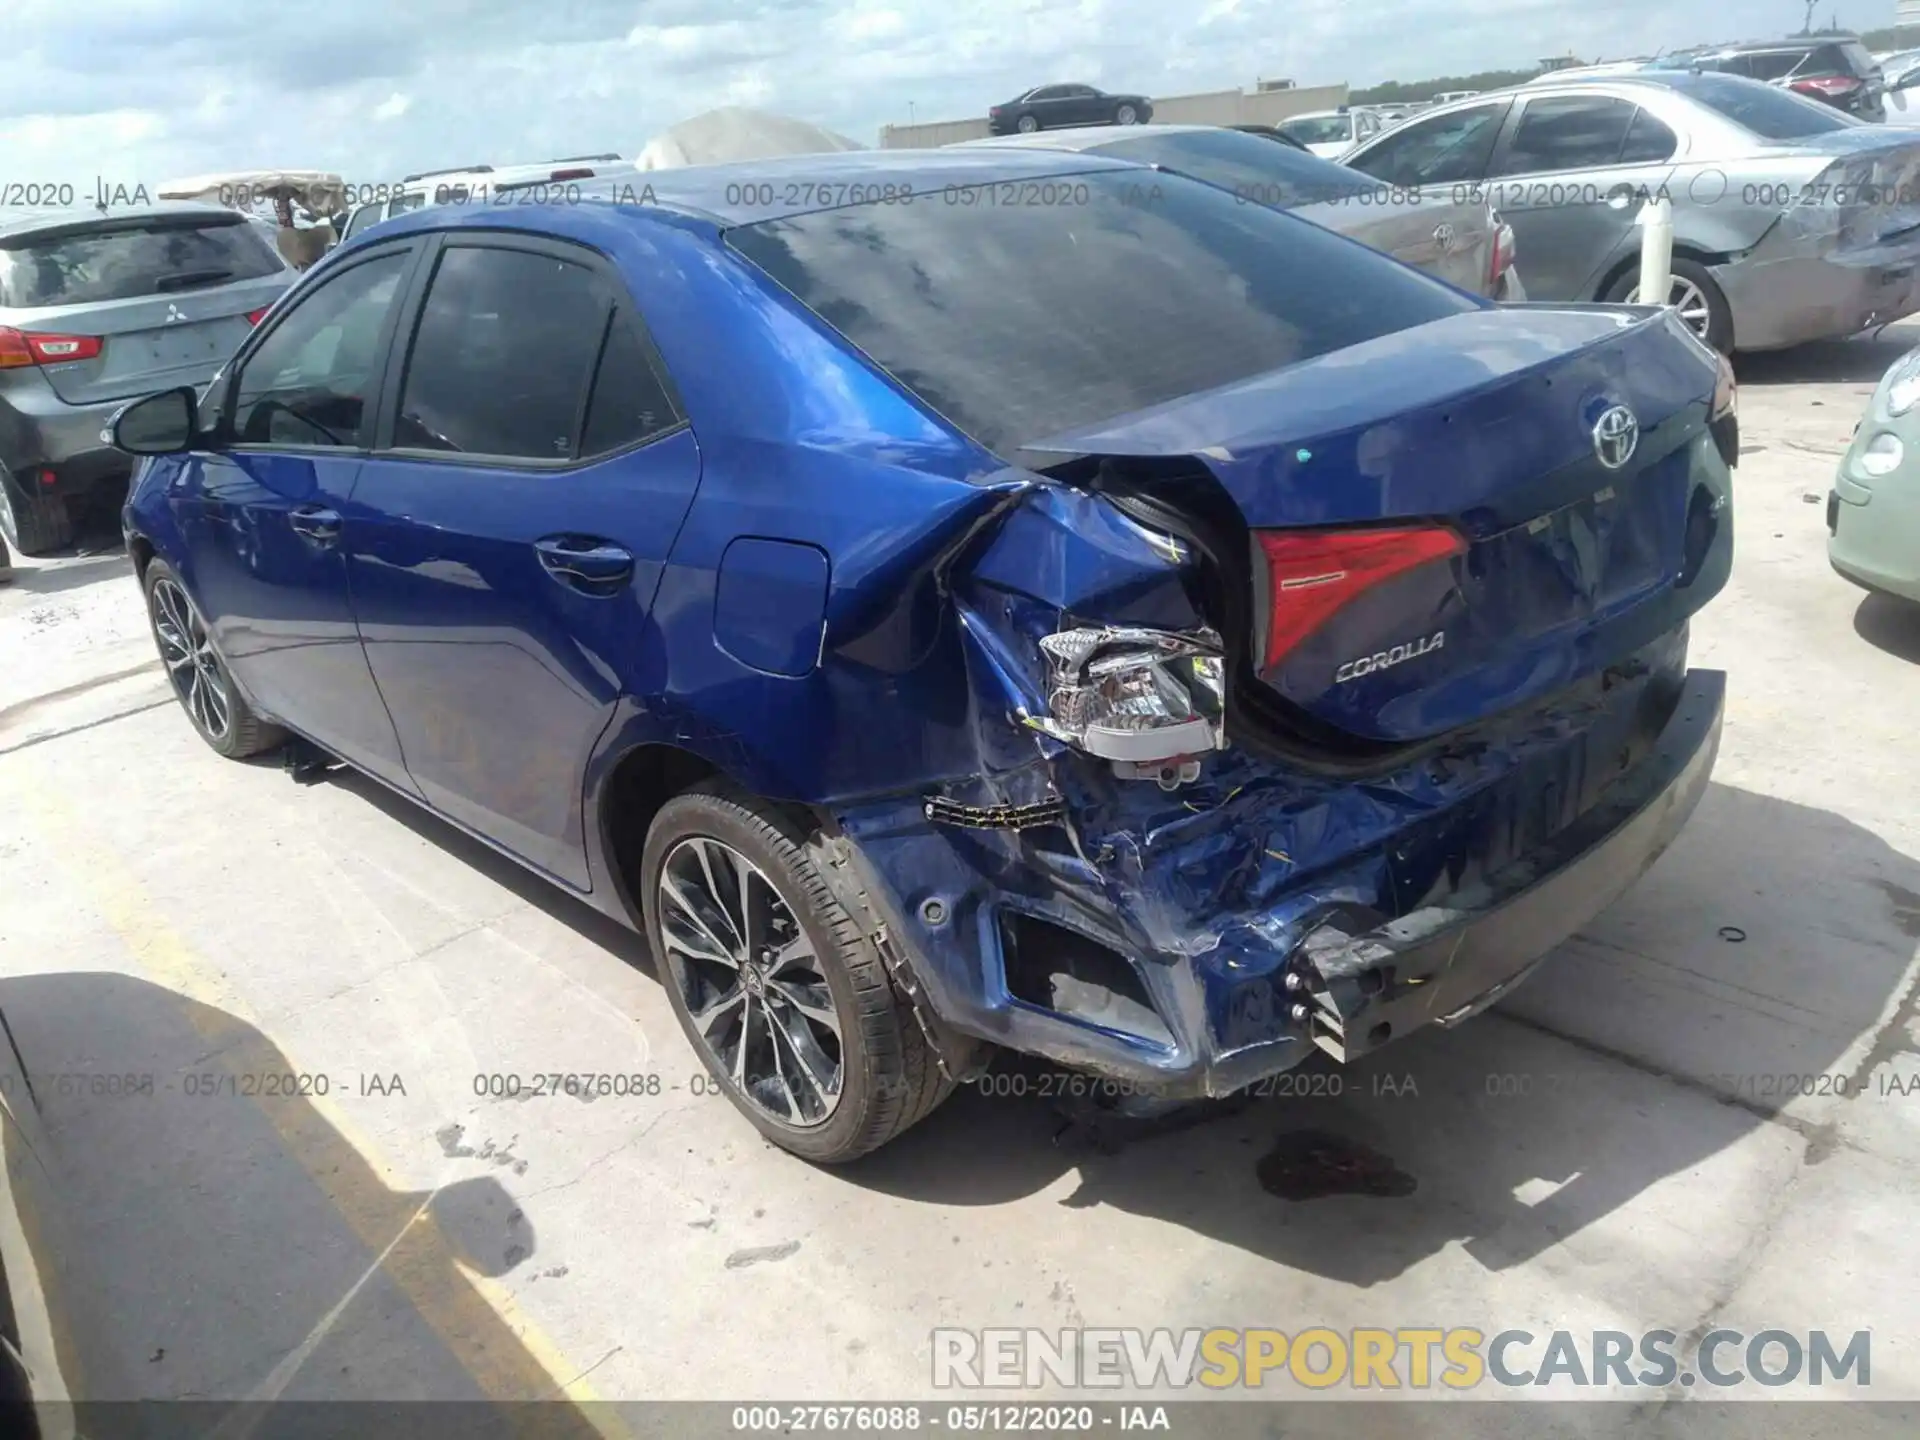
left=289, top=505, right=341, bottom=544
left=535, top=536, right=634, bottom=594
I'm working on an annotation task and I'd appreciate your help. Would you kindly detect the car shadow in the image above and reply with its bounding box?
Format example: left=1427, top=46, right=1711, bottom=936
left=277, top=753, right=1917, bottom=1292
left=0, top=971, right=608, bottom=1435
left=4, top=551, right=132, bottom=598
left=830, top=779, right=1919, bottom=1287
left=315, top=763, right=656, bottom=978
left=1735, top=327, right=1919, bottom=387
left=1852, top=589, right=1920, bottom=662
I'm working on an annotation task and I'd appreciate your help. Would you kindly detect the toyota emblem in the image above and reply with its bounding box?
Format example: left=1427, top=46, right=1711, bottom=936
left=1432, top=223, right=1456, bottom=251
left=1592, top=404, right=1638, bottom=470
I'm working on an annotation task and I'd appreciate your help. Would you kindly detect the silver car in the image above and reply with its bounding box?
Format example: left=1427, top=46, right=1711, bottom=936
left=0, top=204, right=294, bottom=552
left=957, top=124, right=1523, bottom=300
left=1342, top=70, right=1920, bottom=353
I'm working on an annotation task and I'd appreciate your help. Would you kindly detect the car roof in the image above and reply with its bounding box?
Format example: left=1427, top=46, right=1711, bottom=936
left=0, top=200, right=247, bottom=242
left=1278, top=109, right=1346, bottom=121
left=366, top=148, right=1149, bottom=235
left=954, top=122, right=1232, bottom=153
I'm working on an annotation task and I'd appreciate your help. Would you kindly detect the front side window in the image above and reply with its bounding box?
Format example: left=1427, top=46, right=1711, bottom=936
left=393, top=245, right=610, bottom=460
left=1347, top=101, right=1508, bottom=185
left=727, top=170, right=1476, bottom=458
left=229, top=252, right=408, bottom=449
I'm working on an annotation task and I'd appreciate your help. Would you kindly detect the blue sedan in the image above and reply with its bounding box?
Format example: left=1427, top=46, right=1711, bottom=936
left=111, top=150, right=1736, bottom=1162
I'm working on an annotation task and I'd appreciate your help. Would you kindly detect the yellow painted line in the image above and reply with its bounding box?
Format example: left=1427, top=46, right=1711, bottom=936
left=10, top=767, right=628, bottom=1437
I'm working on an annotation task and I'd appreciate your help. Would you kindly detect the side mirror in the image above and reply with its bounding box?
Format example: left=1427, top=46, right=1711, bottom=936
left=106, top=386, right=202, bottom=456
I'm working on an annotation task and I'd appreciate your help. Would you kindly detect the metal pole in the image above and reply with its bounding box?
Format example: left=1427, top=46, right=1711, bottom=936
left=1637, top=195, right=1673, bottom=309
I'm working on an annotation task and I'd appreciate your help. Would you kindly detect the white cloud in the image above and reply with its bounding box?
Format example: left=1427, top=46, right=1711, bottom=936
left=0, top=0, right=1896, bottom=185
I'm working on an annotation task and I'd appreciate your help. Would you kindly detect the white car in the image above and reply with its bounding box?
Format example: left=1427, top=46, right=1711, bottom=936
left=336, top=156, right=628, bottom=242
left=1273, top=108, right=1382, bottom=159
left=1883, top=50, right=1920, bottom=125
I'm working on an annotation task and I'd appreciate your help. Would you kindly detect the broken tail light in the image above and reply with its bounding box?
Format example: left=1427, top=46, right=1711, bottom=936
left=0, top=327, right=103, bottom=367
left=1032, top=626, right=1226, bottom=787
left=245, top=307, right=271, bottom=326
left=1255, top=525, right=1465, bottom=673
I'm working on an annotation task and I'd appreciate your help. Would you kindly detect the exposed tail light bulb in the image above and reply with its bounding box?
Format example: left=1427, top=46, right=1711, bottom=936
left=1031, top=625, right=1226, bottom=787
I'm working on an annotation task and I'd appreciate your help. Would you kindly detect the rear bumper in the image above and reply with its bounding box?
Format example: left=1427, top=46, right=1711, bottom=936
left=1716, top=238, right=1920, bottom=351
left=839, top=657, right=1724, bottom=1099
left=0, top=371, right=136, bottom=500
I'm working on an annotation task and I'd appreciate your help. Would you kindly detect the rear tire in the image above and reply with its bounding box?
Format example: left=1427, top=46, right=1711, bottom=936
left=1603, top=257, right=1733, bottom=355
left=641, top=781, right=963, bottom=1163
left=0, top=473, right=73, bottom=556
left=143, top=558, right=286, bottom=759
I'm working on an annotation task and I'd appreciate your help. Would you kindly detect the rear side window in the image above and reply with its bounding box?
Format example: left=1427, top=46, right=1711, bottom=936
left=1742, top=51, right=1807, bottom=82
left=1619, top=108, right=1678, bottom=163
left=0, top=214, right=286, bottom=308
left=1347, top=102, right=1509, bottom=186
left=727, top=171, right=1476, bottom=458
left=1494, top=96, right=1639, bottom=174
left=1669, top=73, right=1854, bottom=137
left=395, top=247, right=605, bottom=459
left=581, top=306, right=681, bottom=455
left=1090, top=128, right=1372, bottom=208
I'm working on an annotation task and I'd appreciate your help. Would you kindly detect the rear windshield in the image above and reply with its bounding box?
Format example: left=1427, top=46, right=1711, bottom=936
left=0, top=214, right=285, bottom=307
left=1660, top=72, right=1855, bottom=138
left=726, top=169, right=1478, bottom=457
left=1087, top=128, right=1384, bottom=208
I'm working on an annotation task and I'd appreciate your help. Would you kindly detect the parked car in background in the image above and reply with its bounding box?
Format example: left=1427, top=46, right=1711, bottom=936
left=158, top=170, right=346, bottom=270
left=338, top=158, right=631, bottom=243
left=1432, top=90, right=1482, bottom=103
left=1830, top=346, right=1920, bottom=605
left=1227, top=123, right=1311, bottom=150
left=1274, top=107, right=1382, bottom=158
left=111, top=149, right=1730, bottom=1162
left=1881, top=50, right=1920, bottom=124
left=1343, top=71, right=1920, bottom=353
left=988, top=84, right=1153, bottom=134
left=0, top=204, right=293, bottom=552
left=1649, top=35, right=1886, bottom=120
left=961, top=124, right=1521, bottom=298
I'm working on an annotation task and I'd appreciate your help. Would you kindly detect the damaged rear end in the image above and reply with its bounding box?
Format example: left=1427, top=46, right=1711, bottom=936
left=731, top=168, right=1734, bottom=1095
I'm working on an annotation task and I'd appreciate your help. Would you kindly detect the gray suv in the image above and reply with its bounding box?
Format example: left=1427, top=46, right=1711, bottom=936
left=0, top=204, right=294, bottom=553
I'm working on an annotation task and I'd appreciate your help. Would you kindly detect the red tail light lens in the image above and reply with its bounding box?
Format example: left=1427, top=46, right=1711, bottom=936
left=1791, top=76, right=1861, bottom=98
left=1255, top=525, right=1465, bottom=672
left=246, top=307, right=271, bottom=326
left=0, top=326, right=102, bottom=367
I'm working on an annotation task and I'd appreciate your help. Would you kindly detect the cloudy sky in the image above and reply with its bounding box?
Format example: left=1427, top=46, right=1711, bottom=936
left=1, top=0, right=1899, bottom=186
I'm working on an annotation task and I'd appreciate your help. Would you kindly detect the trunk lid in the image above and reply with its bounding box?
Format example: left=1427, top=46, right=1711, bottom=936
left=0, top=211, right=294, bottom=405
left=1023, top=304, right=1730, bottom=746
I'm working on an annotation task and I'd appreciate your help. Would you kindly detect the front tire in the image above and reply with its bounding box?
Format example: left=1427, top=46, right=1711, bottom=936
left=1115, top=104, right=1139, bottom=124
left=1016, top=114, right=1040, bottom=133
left=1604, top=257, right=1733, bottom=355
left=641, top=782, right=961, bottom=1163
left=143, top=559, right=285, bottom=758
left=0, top=472, right=73, bottom=555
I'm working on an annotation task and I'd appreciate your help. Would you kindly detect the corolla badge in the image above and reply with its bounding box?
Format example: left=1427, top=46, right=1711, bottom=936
left=1592, top=404, right=1638, bottom=470
left=1334, top=631, right=1445, bottom=684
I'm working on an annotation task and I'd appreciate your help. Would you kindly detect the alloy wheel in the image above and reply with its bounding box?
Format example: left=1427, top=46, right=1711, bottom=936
left=1623, top=274, right=1713, bottom=339
left=657, top=836, right=844, bottom=1127
left=151, top=577, right=231, bottom=741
